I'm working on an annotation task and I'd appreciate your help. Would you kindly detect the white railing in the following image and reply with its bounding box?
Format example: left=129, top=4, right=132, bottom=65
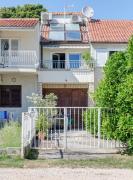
left=42, top=60, right=94, bottom=70
left=0, top=51, right=39, bottom=68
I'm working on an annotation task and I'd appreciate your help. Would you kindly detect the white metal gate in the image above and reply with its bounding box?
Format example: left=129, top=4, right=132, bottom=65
left=22, top=107, right=122, bottom=153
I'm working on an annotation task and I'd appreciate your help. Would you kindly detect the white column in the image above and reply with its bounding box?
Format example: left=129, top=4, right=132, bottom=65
left=88, top=82, right=94, bottom=106
left=37, top=82, right=42, bottom=96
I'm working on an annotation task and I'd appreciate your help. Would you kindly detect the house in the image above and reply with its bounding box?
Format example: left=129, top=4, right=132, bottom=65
left=39, top=12, right=94, bottom=107
left=0, top=18, right=40, bottom=119
left=39, top=12, right=133, bottom=107
left=0, top=12, right=133, bottom=119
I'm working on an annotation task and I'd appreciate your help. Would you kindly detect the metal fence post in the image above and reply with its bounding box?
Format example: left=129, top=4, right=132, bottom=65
left=21, top=113, right=24, bottom=158
left=98, top=108, right=101, bottom=148
left=64, top=108, right=68, bottom=151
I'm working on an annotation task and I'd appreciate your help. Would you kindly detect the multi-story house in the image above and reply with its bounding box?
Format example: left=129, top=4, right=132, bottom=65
left=39, top=12, right=95, bottom=108
left=39, top=12, right=133, bottom=107
left=0, top=18, right=40, bottom=119
left=0, top=12, right=133, bottom=119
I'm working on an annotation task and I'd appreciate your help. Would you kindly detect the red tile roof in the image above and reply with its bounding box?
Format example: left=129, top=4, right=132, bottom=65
left=41, top=19, right=133, bottom=43
left=0, top=19, right=39, bottom=28
left=89, top=19, right=133, bottom=43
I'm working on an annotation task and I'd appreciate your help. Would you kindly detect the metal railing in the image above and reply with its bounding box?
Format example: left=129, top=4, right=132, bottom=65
left=21, top=107, right=123, bottom=154
left=42, top=60, right=94, bottom=70
left=0, top=50, right=38, bottom=68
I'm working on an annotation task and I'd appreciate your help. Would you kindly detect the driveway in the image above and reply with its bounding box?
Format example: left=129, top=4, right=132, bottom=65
left=0, top=168, right=133, bottom=180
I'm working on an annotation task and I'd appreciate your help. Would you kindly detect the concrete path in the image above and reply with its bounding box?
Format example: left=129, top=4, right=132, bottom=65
left=0, top=168, right=133, bottom=180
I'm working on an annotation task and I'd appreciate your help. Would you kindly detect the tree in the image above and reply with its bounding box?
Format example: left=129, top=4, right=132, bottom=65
left=94, top=36, right=133, bottom=153
left=0, top=4, right=47, bottom=19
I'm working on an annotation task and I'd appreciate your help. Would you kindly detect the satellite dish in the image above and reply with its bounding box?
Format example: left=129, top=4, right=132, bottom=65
left=82, top=6, right=94, bottom=19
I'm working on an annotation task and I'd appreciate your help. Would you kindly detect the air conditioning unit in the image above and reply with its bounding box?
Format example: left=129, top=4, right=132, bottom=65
left=41, top=12, right=53, bottom=24
left=71, top=15, right=82, bottom=24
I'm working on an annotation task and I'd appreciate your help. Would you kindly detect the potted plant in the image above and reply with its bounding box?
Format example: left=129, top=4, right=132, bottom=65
left=82, top=51, right=94, bottom=69
left=36, top=113, right=48, bottom=141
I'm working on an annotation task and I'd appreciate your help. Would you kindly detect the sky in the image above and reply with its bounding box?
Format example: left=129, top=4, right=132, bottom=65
left=0, top=0, right=133, bottom=20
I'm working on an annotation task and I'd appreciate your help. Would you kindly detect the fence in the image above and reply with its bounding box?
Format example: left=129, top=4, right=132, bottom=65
left=21, top=107, right=123, bottom=157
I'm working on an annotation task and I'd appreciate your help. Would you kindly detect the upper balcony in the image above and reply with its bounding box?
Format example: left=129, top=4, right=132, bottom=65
left=0, top=50, right=38, bottom=72
left=41, top=59, right=94, bottom=71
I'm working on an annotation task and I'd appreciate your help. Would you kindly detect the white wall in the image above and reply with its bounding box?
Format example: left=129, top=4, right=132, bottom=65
left=0, top=24, right=40, bottom=60
left=91, top=43, right=127, bottom=67
left=38, top=70, right=94, bottom=83
left=91, top=43, right=128, bottom=88
left=0, top=73, right=38, bottom=119
left=43, top=48, right=89, bottom=61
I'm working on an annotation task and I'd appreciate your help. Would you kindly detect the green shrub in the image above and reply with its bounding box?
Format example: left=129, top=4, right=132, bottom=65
left=0, top=122, right=21, bottom=148
left=94, top=36, right=133, bottom=153
left=84, top=108, right=98, bottom=136
left=84, top=108, right=117, bottom=139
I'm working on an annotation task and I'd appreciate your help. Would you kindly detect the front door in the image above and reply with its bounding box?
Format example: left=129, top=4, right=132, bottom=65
left=52, top=53, right=65, bottom=69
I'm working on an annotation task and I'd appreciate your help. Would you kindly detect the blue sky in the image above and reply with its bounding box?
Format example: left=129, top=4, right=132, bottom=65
left=0, top=0, right=133, bottom=19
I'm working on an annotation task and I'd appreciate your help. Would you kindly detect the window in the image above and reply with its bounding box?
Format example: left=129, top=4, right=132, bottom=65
left=0, top=39, right=19, bottom=56
left=49, top=31, right=64, bottom=41
left=66, top=31, right=81, bottom=41
left=50, top=24, right=64, bottom=31
left=69, top=53, right=81, bottom=68
left=49, top=23, right=81, bottom=41
left=109, top=51, right=117, bottom=57
left=96, top=49, right=108, bottom=67
left=0, top=85, right=21, bottom=107
left=1, top=39, right=9, bottom=56
left=11, top=40, right=19, bottom=51
left=52, top=53, right=65, bottom=69
left=66, top=24, right=80, bottom=31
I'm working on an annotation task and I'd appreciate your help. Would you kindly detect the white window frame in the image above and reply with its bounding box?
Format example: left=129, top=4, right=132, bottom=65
left=0, top=38, right=20, bottom=55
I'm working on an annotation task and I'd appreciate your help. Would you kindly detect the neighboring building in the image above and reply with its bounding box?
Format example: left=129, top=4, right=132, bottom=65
left=0, top=13, right=133, bottom=118
left=0, top=18, right=40, bottom=119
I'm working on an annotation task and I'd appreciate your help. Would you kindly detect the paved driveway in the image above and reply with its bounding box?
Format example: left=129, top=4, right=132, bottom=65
left=0, top=168, right=133, bottom=180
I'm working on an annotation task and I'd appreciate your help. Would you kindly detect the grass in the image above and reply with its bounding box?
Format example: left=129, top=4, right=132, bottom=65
left=0, top=155, right=133, bottom=169
left=0, top=155, right=24, bottom=168
left=0, top=121, right=21, bottom=148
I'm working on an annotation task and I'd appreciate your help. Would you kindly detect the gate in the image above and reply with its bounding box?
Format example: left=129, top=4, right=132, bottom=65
left=22, top=107, right=122, bottom=154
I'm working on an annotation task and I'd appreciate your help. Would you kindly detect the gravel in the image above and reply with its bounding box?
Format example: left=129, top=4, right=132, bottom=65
left=0, top=168, right=133, bottom=180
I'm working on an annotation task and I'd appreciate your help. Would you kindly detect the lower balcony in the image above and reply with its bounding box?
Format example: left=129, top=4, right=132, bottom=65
left=39, top=60, right=94, bottom=84
left=0, top=51, right=38, bottom=69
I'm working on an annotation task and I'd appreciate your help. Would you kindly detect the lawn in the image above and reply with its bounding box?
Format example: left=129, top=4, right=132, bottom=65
left=0, top=155, right=133, bottom=169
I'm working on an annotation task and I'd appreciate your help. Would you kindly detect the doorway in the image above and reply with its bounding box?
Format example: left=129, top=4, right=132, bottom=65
left=52, top=53, right=65, bottom=69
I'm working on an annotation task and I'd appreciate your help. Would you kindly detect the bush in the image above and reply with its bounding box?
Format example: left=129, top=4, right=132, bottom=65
left=0, top=122, right=21, bottom=148
left=84, top=108, right=117, bottom=139
left=116, top=74, right=133, bottom=152
left=84, top=108, right=98, bottom=135
left=94, top=36, right=133, bottom=153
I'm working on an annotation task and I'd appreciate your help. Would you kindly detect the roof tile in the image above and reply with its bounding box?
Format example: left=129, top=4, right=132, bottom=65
left=0, top=18, right=39, bottom=28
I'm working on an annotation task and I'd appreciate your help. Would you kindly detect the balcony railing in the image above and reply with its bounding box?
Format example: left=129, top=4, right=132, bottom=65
left=0, top=51, right=38, bottom=68
left=42, top=60, right=94, bottom=71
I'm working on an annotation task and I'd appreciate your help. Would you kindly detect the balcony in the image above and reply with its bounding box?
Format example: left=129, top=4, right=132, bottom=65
left=0, top=51, right=38, bottom=69
left=41, top=60, right=94, bottom=71
left=38, top=59, right=94, bottom=84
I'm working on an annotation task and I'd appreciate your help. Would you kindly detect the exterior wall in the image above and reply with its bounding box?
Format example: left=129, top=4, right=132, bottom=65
left=38, top=70, right=94, bottom=84
left=42, top=48, right=89, bottom=61
left=91, top=43, right=128, bottom=89
left=0, top=73, right=38, bottom=119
